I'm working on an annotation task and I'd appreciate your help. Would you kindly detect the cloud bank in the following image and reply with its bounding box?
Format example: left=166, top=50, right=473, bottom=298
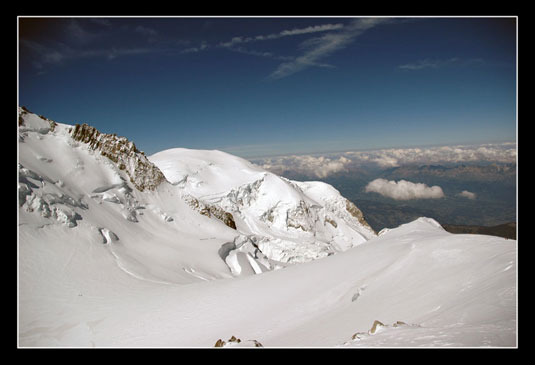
left=254, top=142, right=516, bottom=178
left=343, top=143, right=517, bottom=168
left=261, top=155, right=351, bottom=178
left=365, top=178, right=445, bottom=200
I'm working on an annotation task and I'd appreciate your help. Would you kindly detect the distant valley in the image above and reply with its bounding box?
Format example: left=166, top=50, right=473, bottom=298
left=268, top=162, right=516, bottom=234
left=441, top=222, right=516, bottom=240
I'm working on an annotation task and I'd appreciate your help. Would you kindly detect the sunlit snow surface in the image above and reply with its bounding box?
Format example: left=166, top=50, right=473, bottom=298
left=18, top=110, right=516, bottom=347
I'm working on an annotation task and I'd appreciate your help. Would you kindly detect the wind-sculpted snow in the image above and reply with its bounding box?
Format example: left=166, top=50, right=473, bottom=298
left=18, top=163, right=86, bottom=227
left=19, top=214, right=516, bottom=347
left=218, top=233, right=331, bottom=275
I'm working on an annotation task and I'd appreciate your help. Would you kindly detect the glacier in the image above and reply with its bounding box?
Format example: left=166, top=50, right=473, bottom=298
left=17, top=108, right=517, bottom=347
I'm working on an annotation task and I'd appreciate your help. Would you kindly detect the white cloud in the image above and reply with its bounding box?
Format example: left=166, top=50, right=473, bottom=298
left=258, top=155, right=351, bottom=178
left=178, top=20, right=385, bottom=76
left=218, top=23, right=345, bottom=48
left=458, top=190, right=477, bottom=200
left=180, top=42, right=209, bottom=54
left=223, top=46, right=294, bottom=62
left=369, top=155, right=400, bottom=168
left=204, top=23, right=347, bottom=65
left=253, top=143, right=516, bottom=178
left=269, top=18, right=387, bottom=79
left=279, top=23, right=345, bottom=37
left=398, top=58, right=459, bottom=70
left=344, top=143, right=517, bottom=167
left=365, top=178, right=445, bottom=200
left=398, top=58, right=485, bottom=71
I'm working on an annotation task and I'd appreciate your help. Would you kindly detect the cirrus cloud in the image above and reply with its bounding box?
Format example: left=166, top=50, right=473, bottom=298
left=218, top=23, right=345, bottom=48
left=269, top=18, right=388, bottom=79
left=365, top=178, right=445, bottom=200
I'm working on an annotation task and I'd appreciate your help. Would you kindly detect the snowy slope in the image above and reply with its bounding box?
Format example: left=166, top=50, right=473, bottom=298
left=18, top=107, right=376, bottom=285
left=150, top=148, right=376, bottom=267
left=19, top=216, right=516, bottom=347
left=18, top=108, right=516, bottom=347
left=18, top=108, right=239, bottom=285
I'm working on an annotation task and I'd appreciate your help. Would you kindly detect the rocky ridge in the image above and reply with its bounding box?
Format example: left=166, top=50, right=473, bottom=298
left=182, top=194, right=236, bottom=229
left=70, top=123, right=166, bottom=192
left=19, top=108, right=238, bottom=232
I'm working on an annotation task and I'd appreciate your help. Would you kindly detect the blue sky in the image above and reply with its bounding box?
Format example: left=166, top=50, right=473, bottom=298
left=18, top=17, right=517, bottom=158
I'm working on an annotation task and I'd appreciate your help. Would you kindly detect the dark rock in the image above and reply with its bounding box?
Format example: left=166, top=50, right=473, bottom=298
left=71, top=123, right=166, bottom=192
left=214, top=339, right=225, bottom=347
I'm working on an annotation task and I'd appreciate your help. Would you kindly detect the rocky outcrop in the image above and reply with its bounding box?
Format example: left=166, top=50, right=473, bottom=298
left=214, top=336, right=263, bottom=347
left=182, top=194, right=236, bottom=229
left=345, top=199, right=375, bottom=233
left=349, top=320, right=417, bottom=342
left=70, top=123, right=166, bottom=192
left=368, top=320, right=385, bottom=334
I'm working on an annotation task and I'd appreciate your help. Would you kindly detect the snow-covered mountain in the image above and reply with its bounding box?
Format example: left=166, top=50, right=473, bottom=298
left=150, top=148, right=376, bottom=268
left=18, top=107, right=375, bottom=278
left=18, top=108, right=517, bottom=347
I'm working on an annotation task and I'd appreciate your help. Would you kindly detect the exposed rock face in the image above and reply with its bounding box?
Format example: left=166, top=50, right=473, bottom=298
left=70, top=123, right=166, bottom=192
left=182, top=194, right=236, bottom=230
left=345, top=199, right=375, bottom=233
